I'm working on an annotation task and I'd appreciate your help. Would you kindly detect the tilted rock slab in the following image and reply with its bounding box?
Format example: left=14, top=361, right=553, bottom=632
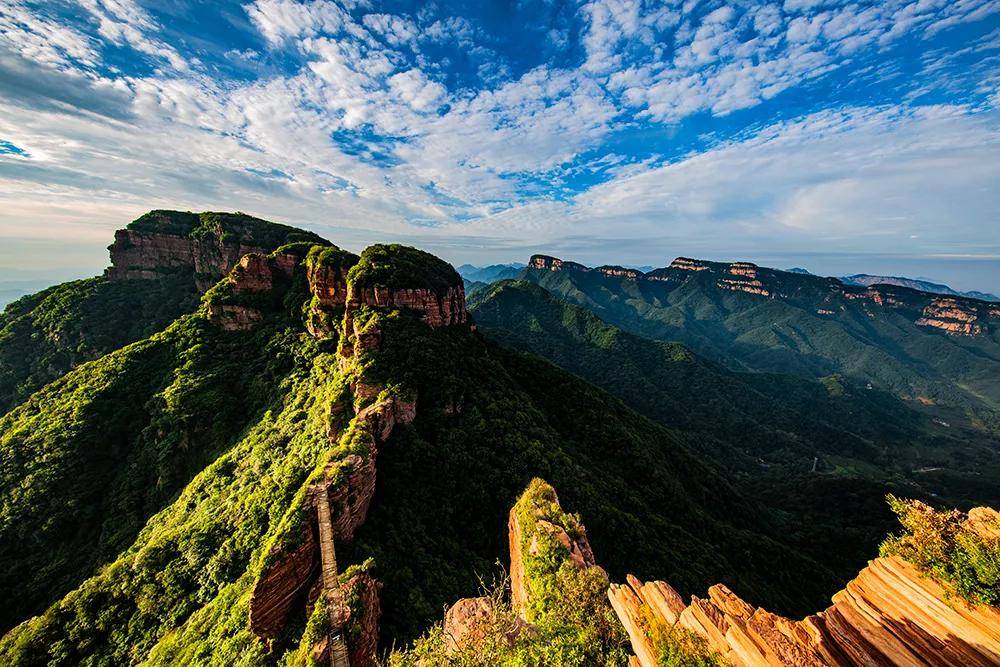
left=610, top=555, right=1000, bottom=666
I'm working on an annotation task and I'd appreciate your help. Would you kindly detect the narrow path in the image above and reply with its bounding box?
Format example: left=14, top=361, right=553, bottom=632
left=316, top=486, right=351, bottom=667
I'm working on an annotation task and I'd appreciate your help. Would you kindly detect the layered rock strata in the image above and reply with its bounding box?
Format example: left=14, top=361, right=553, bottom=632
left=528, top=254, right=997, bottom=336
left=609, top=508, right=1000, bottom=667
left=106, top=210, right=323, bottom=291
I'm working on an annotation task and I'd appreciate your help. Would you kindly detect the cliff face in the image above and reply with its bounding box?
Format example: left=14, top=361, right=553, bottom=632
left=527, top=253, right=998, bottom=336
left=246, top=243, right=469, bottom=663
left=345, top=285, right=468, bottom=329
left=105, top=210, right=326, bottom=291
left=609, top=507, right=1000, bottom=667
left=206, top=250, right=301, bottom=331
left=306, top=246, right=360, bottom=336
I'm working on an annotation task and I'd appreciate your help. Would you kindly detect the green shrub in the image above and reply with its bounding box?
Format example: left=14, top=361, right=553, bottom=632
left=879, top=496, right=999, bottom=605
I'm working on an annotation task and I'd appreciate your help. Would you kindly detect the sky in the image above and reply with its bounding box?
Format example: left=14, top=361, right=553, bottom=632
left=1, top=0, right=998, bottom=293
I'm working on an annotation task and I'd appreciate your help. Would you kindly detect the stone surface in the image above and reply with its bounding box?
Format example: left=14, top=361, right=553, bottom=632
left=915, top=297, right=987, bottom=335
left=306, top=248, right=359, bottom=337
left=248, top=524, right=318, bottom=642
left=509, top=482, right=599, bottom=619
left=443, top=597, right=495, bottom=653
left=106, top=228, right=273, bottom=291
left=344, top=573, right=381, bottom=667
left=206, top=250, right=301, bottom=331
left=610, top=547, right=1000, bottom=667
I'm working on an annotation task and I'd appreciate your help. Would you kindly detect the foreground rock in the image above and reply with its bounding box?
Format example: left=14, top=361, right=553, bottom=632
left=440, top=478, right=606, bottom=654
left=610, top=507, right=1000, bottom=667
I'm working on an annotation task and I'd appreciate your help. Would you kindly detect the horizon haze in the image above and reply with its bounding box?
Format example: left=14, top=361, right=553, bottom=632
left=1, top=0, right=999, bottom=293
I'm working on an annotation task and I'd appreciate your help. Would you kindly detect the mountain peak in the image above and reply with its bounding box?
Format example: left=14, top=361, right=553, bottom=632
left=106, top=209, right=327, bottom=290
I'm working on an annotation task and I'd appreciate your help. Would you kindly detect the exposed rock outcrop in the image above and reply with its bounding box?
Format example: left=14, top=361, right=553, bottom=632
left=529, top=254, right=592, bottom=273
left=597, top=265, right=644, bottom=280
left=610, top=508, right=1000, bottom=666
left=525, top=253, right=997, bottom=336
left=206, top=250, right=301, bottom=331
left=669, top=257, right=712, bottom=271
left=345, top=286, right=467, bottom=329
left=717, top=262, right=772, bottom=296
left=306, top=246, right=360, bottom=337
left=915, top=297, right=987, bottom=336
left=106, top=210, right=325, bottom=291
left=249, top=524, right=318, bottom=642
left=443, top=596, right=496, bottom=653
left=439, top=479, right=601, bottom=654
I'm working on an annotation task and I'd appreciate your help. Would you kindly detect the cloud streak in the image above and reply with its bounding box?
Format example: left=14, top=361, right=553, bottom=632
left=0, top=0, right=997, bottom=289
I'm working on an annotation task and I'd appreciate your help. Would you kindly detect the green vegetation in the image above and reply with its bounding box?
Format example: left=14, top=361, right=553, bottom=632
left=520, top=262, right=1000, bottom=431
left=880, top=496, right=999, bottom=605
left=347, top=244, right=461, bottom=293
left=2, top=236, right=993, bottom=665
left=386, top=566, right=628, bottom=667
left=129, top=210, right=326, bottom=248
left=642, top=614, right=727, bottom=667
left=470, top=279, right=1000, bottom=584
left=388, top=479, right=630, bottom=667
left=0, top=274, right=199, bottom=414
left=0, top=210, right=331, bottom=418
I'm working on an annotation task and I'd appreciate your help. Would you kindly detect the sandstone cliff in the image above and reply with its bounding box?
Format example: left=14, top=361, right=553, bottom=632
left=105, top=210, right=326, bottom=291
left=609, top=506, right=1000, bottom=667
left=205, top=248, right=303, bottom=331
left=527, top=253, right=998, bottom=336
left=246, top=243, right=470, bottom=665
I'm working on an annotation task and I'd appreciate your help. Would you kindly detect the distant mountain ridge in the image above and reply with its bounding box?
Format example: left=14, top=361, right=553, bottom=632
left=519, top=253, right=1000, bottom=433
left=527, top=254, right=999, bottom=336
left=455, top=262, right=524, bottom=284
left=840, top=273, right=999, bottom=302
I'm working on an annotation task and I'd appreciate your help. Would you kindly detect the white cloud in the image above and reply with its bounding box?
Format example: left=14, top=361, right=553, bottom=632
left=0, top=0, right=997, bottom=282
left=388, top=69, right=445, bottom=111
left=0, top=2, right=98, bottom=69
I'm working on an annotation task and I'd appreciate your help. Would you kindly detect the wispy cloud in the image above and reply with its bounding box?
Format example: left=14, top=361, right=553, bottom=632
left=0, top=0, right=997, bottom=288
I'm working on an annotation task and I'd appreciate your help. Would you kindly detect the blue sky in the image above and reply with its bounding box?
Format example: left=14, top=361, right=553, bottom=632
left=1, top=0, right=998, bottom=292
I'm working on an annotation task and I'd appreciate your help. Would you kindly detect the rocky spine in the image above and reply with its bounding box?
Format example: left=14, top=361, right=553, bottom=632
left=608, top=506, right=1000, bottom=667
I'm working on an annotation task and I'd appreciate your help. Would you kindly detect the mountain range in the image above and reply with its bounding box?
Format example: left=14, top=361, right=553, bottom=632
left=839, top=273, right=999, bottom=302
left=0, top=211, right=997, bottom=666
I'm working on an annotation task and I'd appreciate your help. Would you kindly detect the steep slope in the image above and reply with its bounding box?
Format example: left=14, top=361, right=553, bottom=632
left=0, top=242, right=327, bottom=633
left=521, top=255, right=1000, bottom=431
left=1, top=240, right=849, bottom=665
left=469, top=280, right=1000, bottom=580
left=0, top=210, right=325, bottom=415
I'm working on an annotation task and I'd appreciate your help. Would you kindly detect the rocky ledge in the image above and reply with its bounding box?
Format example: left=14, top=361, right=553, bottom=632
left=526, top=253, right=997, bottom=336
left=609, top=506, right=1000, bottom=667
left=105, top=210, right=326, bottom=291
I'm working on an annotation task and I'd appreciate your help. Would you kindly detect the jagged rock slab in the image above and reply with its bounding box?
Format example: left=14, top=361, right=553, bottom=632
left=610, top=554, right=1000, bottom=666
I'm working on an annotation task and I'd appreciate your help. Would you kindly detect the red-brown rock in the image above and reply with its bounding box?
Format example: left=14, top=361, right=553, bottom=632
left=610, top=544, right=1000, bottom=666
left=248, top=524, right=318, bottom=642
